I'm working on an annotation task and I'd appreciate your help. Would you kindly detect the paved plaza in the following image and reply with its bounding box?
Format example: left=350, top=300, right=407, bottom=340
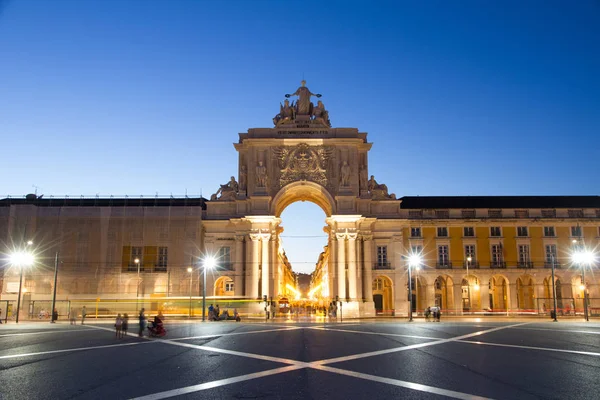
left=1, top=318, right=599, bottom=399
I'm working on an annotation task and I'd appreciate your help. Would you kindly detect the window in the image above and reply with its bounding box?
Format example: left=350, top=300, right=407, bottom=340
left=462, top=210, right=476, bottom=219
left=570, top=226, right=582, bottom=238
left=515, top=210, right=529, bottom=218
left=517, top=226, right=529, bottom=237
left=377, top=246, right=388, bottom=267
left=409, top=210, right=423, bottom=219
left=225, top=282, right=234, bottom=292
left=518, top=245, right=530, bottom=263
left=490, top=227, right=501, bottom=237
left=541, top=209, right=556, bottom=218
left=411, top=245, right=423, bottom=255
left=545, top=244, right=557, bottom=264
left=436, top=210, right=449, bottom=219
left=218, top=247, right=232, bottom=270
left=157, top=247, right=168, bottom=271
left=463, top=227, right=475, bottom=237
left=568, top=209, right=583, bottom=218
left=491, top=244, right=504, bottom=267
left=410, top=227, right=421, bottom=238
left=488, top=209, right=502, bottom=218
left=438, top=245, right=449, bottom=266
left=437, top=227, right=448, bottom=237
left=543, top=227, right=555, bottom=237
left=465, top=245, right=476, bottom=261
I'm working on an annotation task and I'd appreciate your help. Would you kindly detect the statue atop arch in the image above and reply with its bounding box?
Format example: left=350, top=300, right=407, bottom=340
left=273, top=80, right=331, bottom=127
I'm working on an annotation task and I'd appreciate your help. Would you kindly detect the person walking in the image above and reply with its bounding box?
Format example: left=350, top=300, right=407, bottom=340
left=115, top=314, right=123, bottom=338
left=121, top=313, right=129, bottom=338
left=0, top=308, right=3, bottom=324
left=52, top=308, right=59, bottom=323
left=138, top=308, right=146, bottom=337
left=81, top=306, right=87, bottom=325
left=69, top=308, right=77, bottom=325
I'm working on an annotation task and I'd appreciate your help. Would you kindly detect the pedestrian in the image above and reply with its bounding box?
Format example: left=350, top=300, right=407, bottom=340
left=122, top=313, right=129, bottom=338
left=52, top=308, right=59, bottom=323
left=115, top=313, right=123, bottom=338
left=69, top=308, right=77, bottom=325
left=425, top=306, right=431, bottom=322
left=208, top=304, right=214, bottom=321
left=138, top=308, right=146, bottom=337
left=215, top=305, right=220, bottom=319
left=81, top=306, right=87, bottom=325
left=0, top=308, right=3, bottom=324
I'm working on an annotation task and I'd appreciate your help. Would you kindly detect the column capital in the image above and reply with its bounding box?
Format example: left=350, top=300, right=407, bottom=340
left=235, top=234, right=245, bottom=242
left=347, top=228, right=358, bottom=240
left=335, top=229, right=348, bottom=241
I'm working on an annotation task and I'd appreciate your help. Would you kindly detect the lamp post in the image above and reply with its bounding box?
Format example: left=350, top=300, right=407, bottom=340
left=466, top=256, right=472, bottom=314
left=134, top=257, right=141, bottom=311
left=202, top=256, right=216, bottom=321
left=10, top=241, right=34, bottom=323
left=408, top=254, right=422, bottom=322
left=572, top=242, right=596, bottom=322
left=187, top=267, right=193, bottom=318
left=50, top=252, right=59, bottom=323
left=550, top=253, right=558, bottom=322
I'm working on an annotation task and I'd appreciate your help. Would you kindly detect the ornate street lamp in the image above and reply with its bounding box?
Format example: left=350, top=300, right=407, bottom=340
left=202, top=256, right=216, bottom=321
left=187, top=267, right=193, bottom=318
left=571, top=245, right=596, bottom=322
left=407, top=254, right=422, bottom=322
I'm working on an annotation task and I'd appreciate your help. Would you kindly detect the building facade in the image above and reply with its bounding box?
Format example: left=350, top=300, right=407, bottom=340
left=2, top=82, right=599, bottom=318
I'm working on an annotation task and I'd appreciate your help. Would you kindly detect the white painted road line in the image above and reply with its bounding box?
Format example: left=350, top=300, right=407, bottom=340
left=0, top=340, right=155, bottom=359
left=313, top=322, right=531, bottom=365
left=508, top=326, right=600, bottom=335
left=313, top=365, right=495, bottom=400
left=129, top=365, right=306, bottom=400
left=306, top=326, right=439, bottom=341
left=170, top=326, right=303, bottom=341
left=0, top=328, right=97, bottom=337
left=459, top=339, right=600, bottom=357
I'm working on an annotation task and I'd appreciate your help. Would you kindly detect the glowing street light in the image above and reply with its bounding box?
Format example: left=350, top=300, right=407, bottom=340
left=134, top=257, right=141, bottom=311
left=407, top=254, right=422, bottom=322
left=202, top=256, right=216, bottom=321
left=10, top=242, right=35, bottom=323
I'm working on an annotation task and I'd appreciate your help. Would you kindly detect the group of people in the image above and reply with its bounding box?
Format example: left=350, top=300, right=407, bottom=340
left=114, top=313, right=130, bottom=338
left=425, top=306, right=442, bottom=322
left=208, top=304, right=240, bottom=321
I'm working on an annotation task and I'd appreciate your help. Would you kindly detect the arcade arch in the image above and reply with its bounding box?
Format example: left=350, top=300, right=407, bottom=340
left=516, top=275, right=535, bottom=310
left=214, top=276, right=235, bottom=296
left=434, top=275, right=454, bottom=310
left=372, top=275, right=393, bottom=315
left=489, top=275, right=509, bottom=311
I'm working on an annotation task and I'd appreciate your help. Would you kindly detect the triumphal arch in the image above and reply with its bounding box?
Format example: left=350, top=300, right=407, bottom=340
left=205, top=81, right=401, bottom=317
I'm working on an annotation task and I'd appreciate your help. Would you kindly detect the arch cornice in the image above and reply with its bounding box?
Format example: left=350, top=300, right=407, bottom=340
left=271, top=181, right=337, bottom=217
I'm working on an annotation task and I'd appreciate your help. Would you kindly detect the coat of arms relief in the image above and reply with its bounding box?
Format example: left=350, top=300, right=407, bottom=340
left=272, top=143, right=334, bottom=189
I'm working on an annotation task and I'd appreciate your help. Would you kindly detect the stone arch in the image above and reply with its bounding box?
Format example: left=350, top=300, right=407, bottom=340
left=372, top=275, right=394, bottom=315
left=271, top=181, right=337, bottom=217
left=434, top=275, right=454, bottom=310
left=571, top=274, right=585, bottom=314
left=516, top=274, right=536, bottom=311
left=214, top=276, right=235, bottom=297
left=461, top=273, right=481, bottom=312
left=489, top=274, right=509, bottom=312
left=542, top=274, right=564, bottom=311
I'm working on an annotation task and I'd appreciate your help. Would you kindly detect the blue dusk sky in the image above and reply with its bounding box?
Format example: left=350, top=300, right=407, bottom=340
left=1, top=1, right=599, bottom=273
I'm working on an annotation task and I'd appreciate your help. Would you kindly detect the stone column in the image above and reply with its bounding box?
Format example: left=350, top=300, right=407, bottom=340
left=454, top=283, right=463, bottom=315
left=336, top=230, right=347, bottom=300
left=509, top=283, right=519, bottom=313
left=347, top=230, right=358, bottom=300
left=270, top=234, right=278, bottom=297
left=248, top=233, right=261, bottom=298
left=356, top=237, right=363, bottom=301
left=480, top=276, right=490, bottom=311
left=363, top=234, right=374, bottom=302
left=260, top=231, right=271, bottom=298
left=234, top=235, right=245, bottom=297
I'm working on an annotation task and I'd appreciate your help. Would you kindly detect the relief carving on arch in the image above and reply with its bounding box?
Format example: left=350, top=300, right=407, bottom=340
left=272, top=143, right=334, bottom=189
